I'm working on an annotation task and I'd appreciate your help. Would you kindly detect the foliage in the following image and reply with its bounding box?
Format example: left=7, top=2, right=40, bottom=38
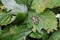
left=0, top=0, right=60, bottom=40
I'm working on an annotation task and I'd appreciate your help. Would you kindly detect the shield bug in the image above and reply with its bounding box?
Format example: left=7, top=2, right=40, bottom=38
left=32, top=16, right=39, bottom=24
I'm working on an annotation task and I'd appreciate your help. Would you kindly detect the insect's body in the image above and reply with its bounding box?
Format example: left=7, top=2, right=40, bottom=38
left=32, top=16, right=39, bottom=24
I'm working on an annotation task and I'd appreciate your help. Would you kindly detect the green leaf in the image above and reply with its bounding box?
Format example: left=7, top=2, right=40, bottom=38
left=31, top=0, right=47, bottom=13
left=12, top=25, right=32, bottom=40
left=27, top=10, right=57, bottom=33
left=31, top=0, right=60, bottom=13
left=0, top=11, right=11, bottom=26
left=48, top=30, right=60, bottom=40
left=37, top=10, right=57, bottom=33
left=0, top=25, right=32, bottom=40
left=29, top=30, right=48, bottom=39
left=42, top=30, right=48, bottom=40
left=15, top=0, right=32, bottom=7
left=47, top=0, right=60, bottom=8
left=29, top=31, right=41, bottom=38
left=0, top=27, right=14, bottom=40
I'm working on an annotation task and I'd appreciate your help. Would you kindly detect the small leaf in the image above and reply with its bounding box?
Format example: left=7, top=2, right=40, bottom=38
left=31, top=0, right=49, bottom=13
left=31, top=0, right=60, bottom=13
left=0, top=25, right=32, bottom=40
left=29, top=31, right=41, bottom=38
left=12, top=25, right=32, bottom=40
left=48, top=30, right=60, bottom=40
left=47, top=0, right=60, bottom=8
left=0, top=11, right=11, bottom=26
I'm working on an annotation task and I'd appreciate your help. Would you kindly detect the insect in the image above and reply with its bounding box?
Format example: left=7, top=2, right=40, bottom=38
left=32, top=16, right=39, bottom=24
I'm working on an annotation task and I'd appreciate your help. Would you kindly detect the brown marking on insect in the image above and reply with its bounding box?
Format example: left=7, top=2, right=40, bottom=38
left=32, top=16, right=39, bottom=24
